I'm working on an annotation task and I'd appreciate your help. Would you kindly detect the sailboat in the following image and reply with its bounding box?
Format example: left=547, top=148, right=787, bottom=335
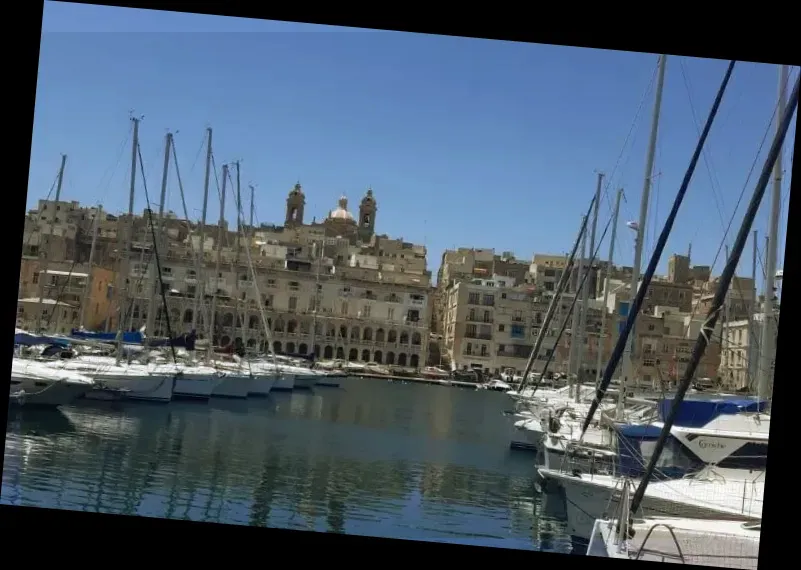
left=550, top=61, right=796, bottom=548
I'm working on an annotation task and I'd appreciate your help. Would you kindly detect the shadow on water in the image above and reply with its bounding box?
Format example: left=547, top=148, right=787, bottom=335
left=3, top=377, right=571, bottom=552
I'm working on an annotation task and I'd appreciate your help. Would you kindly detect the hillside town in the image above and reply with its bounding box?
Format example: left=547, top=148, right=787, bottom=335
left=18, top=186, right=777, bottom=394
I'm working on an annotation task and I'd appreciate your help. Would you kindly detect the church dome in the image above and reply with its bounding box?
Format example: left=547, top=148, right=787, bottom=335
left=328, top=195, right=355, bottom=221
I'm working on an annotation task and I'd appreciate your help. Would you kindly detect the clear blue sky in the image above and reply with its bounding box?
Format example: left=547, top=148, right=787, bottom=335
left=32, top=2, right=796, bottom=285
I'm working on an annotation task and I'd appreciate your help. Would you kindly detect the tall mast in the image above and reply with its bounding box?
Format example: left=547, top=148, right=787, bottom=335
left=35, top=153, right=67, bottom=333
left=722, top=245, right=731, bottom=383
left=576, top=172, right=604, bottom=395
left=79, top=205, right=102, bottom=330
left=115, top=117, right=140, bottom=365
left=235, top=161, right=247, bottom=360
left=191, top=127, right=212, bottom=333
left=145, top=132, right=172, bottom=336
left=758, top=64, right=788, bottom=403
left=599, top=188, right=623, bottom=392
left=207, top=163, right=228, bottom=363
left=569, top=215, right=587, bottom=397
left=749, top=230, right=758, bottom=391
left=309, top=239, right=324, bottom=358
left=621, top=53, right=667, bottom=399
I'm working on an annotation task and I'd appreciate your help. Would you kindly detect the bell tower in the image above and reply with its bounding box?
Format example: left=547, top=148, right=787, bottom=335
left=285, top=182, right=305, bottom=227
left=358, top=187, right=377, bottom=241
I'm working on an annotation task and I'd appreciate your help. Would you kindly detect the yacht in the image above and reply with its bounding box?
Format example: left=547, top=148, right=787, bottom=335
left=10, top=358, right=96, bottom=407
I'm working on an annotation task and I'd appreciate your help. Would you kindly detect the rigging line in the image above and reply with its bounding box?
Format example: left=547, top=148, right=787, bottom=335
left=92, top=122, right=133, bottom=207
left=679, top=58, right=730, bottom=240
left=601, top=61, right=659, bottom=254
left=678, top=74, right=782, bottom=340
left=136, top=140, right=178, bottom=363
left=170, top=135, right=212, bottom=328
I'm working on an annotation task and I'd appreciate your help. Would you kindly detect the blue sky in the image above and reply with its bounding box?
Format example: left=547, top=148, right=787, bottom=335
left=33, top=2, right=796, bottom=285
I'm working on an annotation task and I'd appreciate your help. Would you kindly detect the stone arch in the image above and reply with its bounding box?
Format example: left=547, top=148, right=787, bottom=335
left=220, top=335, right=231, bottom=347
left=339, top=325, right=348, bottom=339
left=386, top=352, right=395, bottom=365
left=273, top=341, right=282, bottom=353
left=287, top=320, right=298, bottom=334
left=400, top=331, right=409, bottom=344
left=299, top=343, right=308, bottom=354
left=336, top=347, right=345, bottom=359
left=363, top=327, right=373, bottom=341
left=375, top=328, right=385, bottom=342
left=324, top=345, right=333, bottom=359
left=247, top=338, right=257, bottom=348
left=398, top=353, right=407, bottom=366
left=248, top=315, right=260, bottom=329
left=388, top=330, right=398, bottom=343
left=374, top=350, right=383, bottom=364
left=412, top=332, right=421, bottom=345
left=361, top=349, right=370, bottom=362
left=348, top=348, right=358, bottom=361
left=286, top=342, right=296, bottom=354
left=350, top=326, right=360, bottom=341
left=410, top=354, right=419, bottom=368
left=326, top=325, right=336, bottom=338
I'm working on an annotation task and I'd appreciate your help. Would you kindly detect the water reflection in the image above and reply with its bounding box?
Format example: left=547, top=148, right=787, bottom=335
left=4, top=377, right=570, bottom=552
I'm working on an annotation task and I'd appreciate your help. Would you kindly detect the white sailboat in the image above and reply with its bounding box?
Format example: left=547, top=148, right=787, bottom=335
left=9, top=357, right=96, bottom=407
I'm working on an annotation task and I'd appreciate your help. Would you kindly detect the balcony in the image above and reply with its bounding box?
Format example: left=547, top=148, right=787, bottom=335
left=465, top=333, right=492, bottom=341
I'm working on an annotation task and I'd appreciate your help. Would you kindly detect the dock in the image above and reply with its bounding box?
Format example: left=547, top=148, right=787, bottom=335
left=349, top=372, right=480, bottom=389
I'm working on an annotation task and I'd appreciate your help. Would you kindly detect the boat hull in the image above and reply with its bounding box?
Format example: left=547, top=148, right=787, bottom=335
left=273, top=374, right=295, bottom=391
left=510, top=418, right=544, bottom=451
left=211, top=375, right=251, bottom=399
left=293, top=374, right=317, bottom=391
left=249, top=374, right=278, bottom=396
left=89, top=373, right=174, bottom=403
left=173, top=374, right=218, bottom=400
left=540, top=470, right=761, bottom=545
left=9, top=375, right=93, bottom=407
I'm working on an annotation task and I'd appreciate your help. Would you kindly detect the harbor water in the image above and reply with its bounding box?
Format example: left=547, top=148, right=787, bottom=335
left=3, top=376, right=570, bottom=552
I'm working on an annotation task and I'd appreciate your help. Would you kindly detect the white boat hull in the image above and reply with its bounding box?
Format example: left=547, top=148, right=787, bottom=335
left=293, top=374, right=317, bottom=391
left=211, top=375, right=251, bottom=399
left=9, top=375, right=93, bottom=407
left=273, top=374, right=295, bottom=391
left=174, top=374, right=218, bottom=399
left=510, top=418, right=545, bottom=451
left=249, top=374, right=278, bottom=396
left=541, top=470, right=762, bottom=544
left=92, top=373, right=175, bottom=402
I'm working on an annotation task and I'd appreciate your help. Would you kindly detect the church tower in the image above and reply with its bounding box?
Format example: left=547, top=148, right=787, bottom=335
left=285, top=182, right=305, bottom=227
left=358, top=187, right=377, bottom=242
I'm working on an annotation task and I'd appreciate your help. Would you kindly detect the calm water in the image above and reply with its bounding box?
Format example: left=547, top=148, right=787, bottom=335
left=3, top=376, right=569, bottom=551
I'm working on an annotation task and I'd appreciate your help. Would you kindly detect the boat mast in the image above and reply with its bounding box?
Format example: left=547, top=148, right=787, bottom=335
left=621, top=53, right=667, bottom=401
left=115, top=117, right=140, bottom=365
left=758, top=64, right=788, bottom=404
left=235, top=161, right=247, bottom=362
left=35, top=153, right=67, bottom=333
left=722, top=245, right=731, bottom=384
left=78, top=205, right=102, bottom=330
left=599, top=188, right=623, bottom=391
left=575, top=172, right=604, bottom=402
left=145, top=132, right=173, bottom=337
left=749, top=230, right=759, bottom=392
left=207, top=163, right=228, bottom=364
left=569, top=215, right=588, bottom=399
left=191, top=127, right=212, bottom=333
left=518, top=200, right=594, bottom=395
left=630, top=70, right=798, bottom=517
left=580, top=60, right=736, bottom=440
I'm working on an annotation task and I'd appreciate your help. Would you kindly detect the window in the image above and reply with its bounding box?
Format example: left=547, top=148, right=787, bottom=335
left=388, top=307, right=395, bottom=320
left=288, top=296, right=297, bottom=310
left=498, top=324, right=505, bottom=332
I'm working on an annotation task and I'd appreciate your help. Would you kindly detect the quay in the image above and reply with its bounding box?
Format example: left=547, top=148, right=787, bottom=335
left=350, top=372, right=480, bottom=390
